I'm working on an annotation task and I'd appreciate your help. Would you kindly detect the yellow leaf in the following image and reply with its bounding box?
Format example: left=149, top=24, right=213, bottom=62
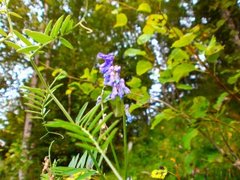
left=137, top=3, right=151, bottom=13
left=95, top=4, right=103, bottom=11
left=65, top=88, right=74, bottom=95
left=143, top=24, right=154, bottom=34
left=114, top=13, right=128, bottom=28
left=151, top=166, right=168, bottom=179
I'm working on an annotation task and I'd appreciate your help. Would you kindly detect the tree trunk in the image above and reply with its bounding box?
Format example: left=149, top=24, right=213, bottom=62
left=18, top=57, right=39, bottom=180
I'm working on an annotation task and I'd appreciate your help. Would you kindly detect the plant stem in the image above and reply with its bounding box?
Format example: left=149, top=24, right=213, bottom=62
left=123, top=113, right=128, bottom=179
left=110, top=142, right=120, bottom=171
left=29, top=58, right=74, bottom=124
left=83, top=128, right=122, bottom=180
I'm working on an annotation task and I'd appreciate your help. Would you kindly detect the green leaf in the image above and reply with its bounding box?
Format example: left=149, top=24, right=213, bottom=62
left=176, top=84, right=193, bottom=90
left=151, top=109, right=176, bottom=129
left=172, top=33, right=196, bottom=48
left=61, top=15, right=71, bottom=35
left=213, top=92, right=229, bottom=111
left=127, top=86, right=150, bottom=104
left=129, top=103, right=141, bottom=113
left=24, top=29, right=53, bottom=44
left=65, top=19, right=74, bottom=33
left=45, top=120, right=85, bottom=136
left=172, top=63, right=195, bottom=82
left=59, top=37, right=73, bottom=49
left=182, top=129, right=198, bottom=150
left=44, top=20, right=53, bottom=35
left=159, top=69, right=174, bottom=84
left=168, top=48, right=189, bottom=68
left=137, top=34, right=152, bottom=45
left=98, top=120, right=119, bottom=143
left=126, top=77, right=141, bottom=88
left=216, top=19, right=226, bottom=29
left=92, top=113, right=113, bottom=136
left=4, top=40, right=21, bottom=50
left=0, top=28, right=7, bottom=37
left=189, top=96, right=209, bottom=118
left=79, top=83, right=94, bottom=95
left=227, top=71, right=240, bottom=84
left=194, top=42, right=206, bottom=51
left=101, top=128, right=118, bottom=150
left=13, top=30, right=32, bottom=46
left=114, top=13, right=128, bottom=28
left=51, top=166, right=96, bottom=177
left=207, top=53, right=220, bottom=63
left=50, top=15, right=65, bottom=37
left=75, top=103, right=88, bottom=124
left=136, top=60, right=152, bottom=75
left=137, top=3, right=151, bottom=13
left=123, top=48, right=146, bottom=57
left=76, top=143, right=97, bottom=151
left=205, top=36, right=224, bottom=56
left=17, top=45, right=40, bottom=54
left=9, top=11, right=22, bottom=18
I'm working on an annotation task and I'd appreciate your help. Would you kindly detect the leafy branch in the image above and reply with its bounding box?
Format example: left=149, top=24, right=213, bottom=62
left=45, top=103, right=122, bottom=179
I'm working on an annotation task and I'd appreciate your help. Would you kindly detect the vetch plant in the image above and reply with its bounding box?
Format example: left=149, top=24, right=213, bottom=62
left=97, top=52, right=130, bottom=99
left=0, top=0, right=131, bottom=179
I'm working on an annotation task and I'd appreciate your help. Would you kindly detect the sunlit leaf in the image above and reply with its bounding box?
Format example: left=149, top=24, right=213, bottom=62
left=61, top=15, right=71, bottom=35
left=79, top=83, right=94, bottom=95
left=126, top=77, right=141, bottom=88
left=127, top=86, right=149, bottom=104
left=13, top=30, right=32, bottom=46
left=137, top=34, right=152, bottom=45
left=172, top=63, right=195, bottom=82
left=159, top=69, right=174, bottom=84
left=95, top=4, right=103, bottom=11
left=0, top=28, right=7, bottom=37
left=176, top=84, right=193, bottom=90
left=59, top=37, right=73, bottom=49
left=50, top=15, right=64, bottom=37
left=9, top=11, right=22, bottom=18
left=124, top=48, right=146, bottom=57
left=114, top=13, right=128, bottom=28
left=65, top=88, right=74, bottom=95
left=151, top=166, right=168, bottom=179
left=24, top=29, right=53, bottom=44
left=205, top=36, right=224, bottom=56
left=143, top=24, right=155, bottom=34
left=44, top=20, right=53, bottom=35
left=137, top=3, right=151, bottom=13
left=4, top=40, right=21, bottom=50
left=172, top=33, right=196, bottom=48
left=136, top=60, right=152, bottom=75
left=17, top=45, right=40, bottom=54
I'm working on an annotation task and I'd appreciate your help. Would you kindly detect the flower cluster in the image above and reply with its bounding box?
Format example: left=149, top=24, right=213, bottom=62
left=97, top=52, right=130, bottom=99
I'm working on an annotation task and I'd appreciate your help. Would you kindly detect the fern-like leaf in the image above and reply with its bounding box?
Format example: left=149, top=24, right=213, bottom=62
left=45, top=104, right=120, bottom=177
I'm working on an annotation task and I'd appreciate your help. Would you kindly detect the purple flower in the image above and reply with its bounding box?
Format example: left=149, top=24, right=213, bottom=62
left=110, top=79, right=130, bottom=99
left=97, top=53, right=114, bottom=74
left=97, top=52, right=130, bottom=99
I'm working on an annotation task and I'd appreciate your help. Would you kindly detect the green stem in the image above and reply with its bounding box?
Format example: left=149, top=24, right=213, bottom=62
left=123, top=113, right=128, bottom=179
left=110, top=142, right=120, bottom=171
left=29, top=57, right=74, bottom=124
left=82, top=128, right=122, bottom=180
left=48, top=140, right=55, bottom=166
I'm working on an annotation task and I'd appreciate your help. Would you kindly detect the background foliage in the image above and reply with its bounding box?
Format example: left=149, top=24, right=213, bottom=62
left=0, top=0, right=240, bottom=179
